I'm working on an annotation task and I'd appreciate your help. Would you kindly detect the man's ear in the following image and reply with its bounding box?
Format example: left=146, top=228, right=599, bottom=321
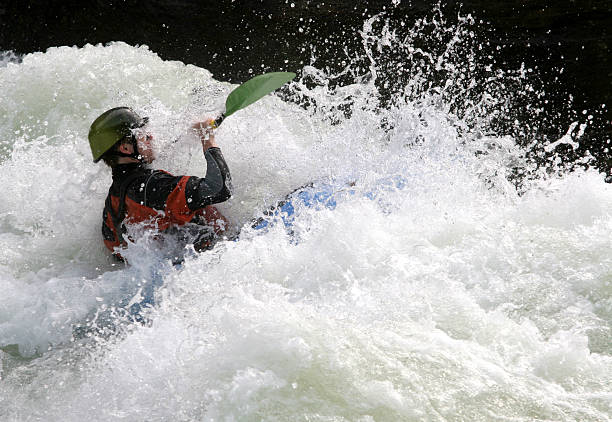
left=117, top=142, right=134, bottom=154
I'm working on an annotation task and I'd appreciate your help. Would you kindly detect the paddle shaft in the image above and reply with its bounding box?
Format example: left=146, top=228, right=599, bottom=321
left=210, top=114, right=226, bottom=129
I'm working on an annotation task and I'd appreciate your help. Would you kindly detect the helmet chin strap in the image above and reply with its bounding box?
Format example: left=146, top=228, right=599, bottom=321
left=115, top=134, right=144, bottom=163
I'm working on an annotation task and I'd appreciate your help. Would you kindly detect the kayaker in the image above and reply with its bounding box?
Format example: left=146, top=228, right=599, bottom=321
left=88, top=107, right=232, bottom=261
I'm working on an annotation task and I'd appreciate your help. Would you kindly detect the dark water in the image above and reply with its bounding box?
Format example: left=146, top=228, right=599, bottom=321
left=1, top=0, right=611, bottom=175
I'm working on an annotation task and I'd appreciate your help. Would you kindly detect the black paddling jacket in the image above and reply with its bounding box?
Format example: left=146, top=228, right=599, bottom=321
left=102, top=147, right=232, bottom=257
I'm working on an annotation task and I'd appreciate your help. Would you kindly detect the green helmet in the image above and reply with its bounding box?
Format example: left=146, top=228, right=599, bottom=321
left=88, top=107, right=149, bottom=162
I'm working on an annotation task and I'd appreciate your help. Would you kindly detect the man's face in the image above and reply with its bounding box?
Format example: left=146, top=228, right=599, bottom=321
left=135, top=130, right=155, bottom=163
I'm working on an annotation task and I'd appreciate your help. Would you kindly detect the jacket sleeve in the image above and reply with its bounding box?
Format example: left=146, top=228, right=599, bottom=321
left=184, top=147, right=232, bottom=209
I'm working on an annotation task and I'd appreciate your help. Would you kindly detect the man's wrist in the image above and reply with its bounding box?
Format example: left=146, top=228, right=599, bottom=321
left=203, top=141, right=219, bottom=151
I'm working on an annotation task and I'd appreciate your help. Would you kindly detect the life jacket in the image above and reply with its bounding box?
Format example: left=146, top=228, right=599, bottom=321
left=102, top=169, right=228, bottom=260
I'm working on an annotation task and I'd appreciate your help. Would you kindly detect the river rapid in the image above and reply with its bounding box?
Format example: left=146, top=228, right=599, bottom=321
left=0, top=11, right=611, bottom=422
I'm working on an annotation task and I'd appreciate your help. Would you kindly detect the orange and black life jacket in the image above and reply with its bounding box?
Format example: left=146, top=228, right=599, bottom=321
left=102, top=147, right=232, bottom=259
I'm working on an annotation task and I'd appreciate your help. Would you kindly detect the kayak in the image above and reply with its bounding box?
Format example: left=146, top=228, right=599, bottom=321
left=250, top=175, right=407, bottom=233
left=251, top=182, right=347, bottom=231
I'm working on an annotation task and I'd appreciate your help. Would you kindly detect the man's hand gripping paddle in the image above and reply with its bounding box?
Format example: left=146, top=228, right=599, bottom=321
left=209, top=71, right=296, bottom=128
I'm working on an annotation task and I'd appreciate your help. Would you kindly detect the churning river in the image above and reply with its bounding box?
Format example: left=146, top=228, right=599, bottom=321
left=0, top=10, right=611, bottom=422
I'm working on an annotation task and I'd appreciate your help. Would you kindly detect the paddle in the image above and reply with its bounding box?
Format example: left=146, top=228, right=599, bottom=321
left=210, top=71, right=296, bottom=128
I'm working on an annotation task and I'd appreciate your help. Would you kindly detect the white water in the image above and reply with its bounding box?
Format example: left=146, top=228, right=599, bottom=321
left=0, top=14, right=611, bottom=422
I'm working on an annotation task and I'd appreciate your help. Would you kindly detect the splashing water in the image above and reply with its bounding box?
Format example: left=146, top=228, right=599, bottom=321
left=0, top=8, right=611, bottom=422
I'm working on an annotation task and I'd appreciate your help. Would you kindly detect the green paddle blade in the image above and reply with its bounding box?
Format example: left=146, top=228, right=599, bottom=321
left=224, top=72, right=296, bottom=117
